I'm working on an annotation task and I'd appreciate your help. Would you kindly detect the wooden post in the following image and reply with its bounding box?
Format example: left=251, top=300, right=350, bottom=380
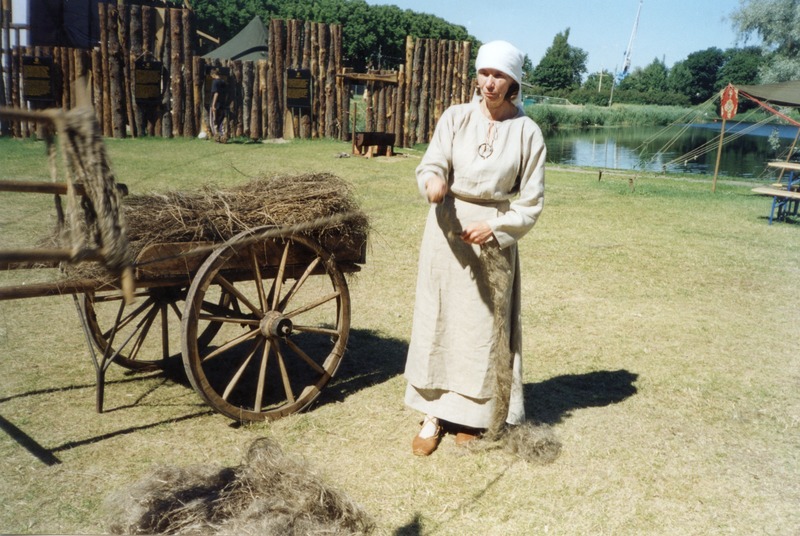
left=258, top=59, right=268, bottom=138
left=99, top=3, right=112, bottom=136
left=119, top=2, right=137, bottom=137
left=182, top=8, right=195, bottom=137
left=160, top=8, right=171, bottom=137
left=242, top=60, right=253, bottom=138
left=711, top=117, right=726, bottom=193
left=92, top=48, right=103, bottom=126
left=169, top=8, right=182, bottom=137
left=107, top=4, right=126, bottom=138
left=419, top=40, right=430, bottom=143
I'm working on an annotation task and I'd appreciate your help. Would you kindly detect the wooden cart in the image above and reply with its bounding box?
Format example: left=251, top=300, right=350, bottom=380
left=0, top=107, right=365, bottom=423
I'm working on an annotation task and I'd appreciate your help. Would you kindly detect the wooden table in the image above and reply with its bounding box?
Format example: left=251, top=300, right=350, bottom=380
left=752, top=162, right=800, bottom=224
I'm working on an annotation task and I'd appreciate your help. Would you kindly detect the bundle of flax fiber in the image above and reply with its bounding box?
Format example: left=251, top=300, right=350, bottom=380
left=62, top=172, right=369, bottom=282
left=104, top=437, right=375, bottom=535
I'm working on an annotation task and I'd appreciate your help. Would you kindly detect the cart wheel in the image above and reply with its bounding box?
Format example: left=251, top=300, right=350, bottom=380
left=80, top=286, right=227, bottom=371
left=181, top=230, right=350, bottom=422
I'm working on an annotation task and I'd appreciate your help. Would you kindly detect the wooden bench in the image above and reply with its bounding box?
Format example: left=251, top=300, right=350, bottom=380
left=352, top=131, right=395, bottom=158
left=751, top=186, right=800, bottom=224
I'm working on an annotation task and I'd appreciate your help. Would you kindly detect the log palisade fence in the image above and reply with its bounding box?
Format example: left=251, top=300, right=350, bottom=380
left=0, top=3, right=472, bottom=147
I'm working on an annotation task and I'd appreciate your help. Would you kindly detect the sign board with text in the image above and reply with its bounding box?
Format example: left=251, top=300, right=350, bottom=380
left=22, top=56, right=55, bottom=102
left=286, top=69, right=312, bottom=109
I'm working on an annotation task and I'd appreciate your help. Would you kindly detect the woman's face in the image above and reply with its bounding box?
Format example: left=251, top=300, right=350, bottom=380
left=477, top=68, right=512, bottom=108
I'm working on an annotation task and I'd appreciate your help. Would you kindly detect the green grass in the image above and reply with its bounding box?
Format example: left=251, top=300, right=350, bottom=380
left=1, top=135, right=798, bottom=535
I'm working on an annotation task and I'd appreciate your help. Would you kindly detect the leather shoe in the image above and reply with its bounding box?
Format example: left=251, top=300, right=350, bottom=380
left=412, top=418, right=442, bottom=456
left=454, top=427, right=482, bottom=446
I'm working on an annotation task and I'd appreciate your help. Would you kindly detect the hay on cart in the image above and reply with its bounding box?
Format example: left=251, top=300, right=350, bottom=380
left=58, top=172, right=369, bottom=282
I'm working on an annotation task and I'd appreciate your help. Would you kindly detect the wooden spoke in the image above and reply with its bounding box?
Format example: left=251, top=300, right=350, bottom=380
left=200, top=328, right=260, bottom=363
left=223, top=338, right=265, bottom=401
left=214, top=273, right=262, bottom=316
left=292, top=324, right=340, bottom=336
left=278, top=256, right=321, bottom=310
left=274, top=343, right=296, bottom=404
left=101, top=296, right=156, bottom=340
left=284, top=291, right=340, bottom=319
left=250, top=247, right=268, bottom=310
left=254, top=339, right=272, bottom=413
left=284, top=337, right=328, bottom=375
left=271, top=240, right=290, bottom=310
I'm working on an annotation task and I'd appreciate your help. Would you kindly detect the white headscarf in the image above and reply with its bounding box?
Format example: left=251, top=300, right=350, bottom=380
left=474, top=40, right=525, bottom=107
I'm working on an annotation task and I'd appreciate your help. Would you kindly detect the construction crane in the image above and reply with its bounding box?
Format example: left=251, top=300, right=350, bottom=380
left=609, top=0, right=643, bottom=105
left=621, top=0, right=643, bottom=76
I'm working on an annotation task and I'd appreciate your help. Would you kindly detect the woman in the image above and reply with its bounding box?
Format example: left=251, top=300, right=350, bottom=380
left=404, top=40, right=546, bottom=456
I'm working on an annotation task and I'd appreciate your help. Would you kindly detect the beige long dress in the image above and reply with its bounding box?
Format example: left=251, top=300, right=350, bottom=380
left=404, top=100, right=546, bottom=429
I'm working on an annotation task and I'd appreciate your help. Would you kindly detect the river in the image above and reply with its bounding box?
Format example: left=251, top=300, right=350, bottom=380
left=544, top=123, right=800, bottom=180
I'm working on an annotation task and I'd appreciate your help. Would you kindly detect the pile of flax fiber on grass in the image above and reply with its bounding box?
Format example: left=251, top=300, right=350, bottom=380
left=61, top=172, right=369, bottom=282
left=105, top=437, right=375, bottom=535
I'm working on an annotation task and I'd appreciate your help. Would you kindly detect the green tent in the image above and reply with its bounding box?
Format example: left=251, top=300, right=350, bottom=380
left=736, top=81, right=800, bottom=107
left=203, top=16, right=269, bottom=61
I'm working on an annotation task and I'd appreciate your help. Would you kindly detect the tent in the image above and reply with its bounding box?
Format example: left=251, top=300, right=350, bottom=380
left=736, top=81, right=800, bottom=108
left=203, top=16, right=269, bottom=62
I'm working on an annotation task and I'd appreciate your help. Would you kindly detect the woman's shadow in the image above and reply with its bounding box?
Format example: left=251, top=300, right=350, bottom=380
left=315, top=330, right=638, bottom=425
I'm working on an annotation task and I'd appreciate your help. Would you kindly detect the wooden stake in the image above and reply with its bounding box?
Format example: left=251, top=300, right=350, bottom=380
left=711, top=117, right=726, bottom=193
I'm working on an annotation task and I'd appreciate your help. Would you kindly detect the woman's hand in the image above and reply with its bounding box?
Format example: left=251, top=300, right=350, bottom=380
left=461, top=221, right=494, bottom=245
left=425, top=175, right=448, bottom=204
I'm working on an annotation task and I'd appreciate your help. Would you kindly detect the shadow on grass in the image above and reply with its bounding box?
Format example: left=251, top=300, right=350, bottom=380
left=524, top=369, right=639, bottom=425
left=310, top=328, right=408, bottom=407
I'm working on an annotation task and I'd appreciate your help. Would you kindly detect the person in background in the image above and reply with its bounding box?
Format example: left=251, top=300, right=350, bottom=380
left=209, top=68, right=227, bottom=143
left=404, top=40, right=546, bottom=456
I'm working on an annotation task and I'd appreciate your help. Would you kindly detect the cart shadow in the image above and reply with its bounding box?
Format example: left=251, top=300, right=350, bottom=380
left=308, top=328, right=408, bottom=407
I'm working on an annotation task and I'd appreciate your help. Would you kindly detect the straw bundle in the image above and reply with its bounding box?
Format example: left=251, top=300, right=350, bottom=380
left=104, top=437, right=375, bottom=535
left=61, top=172, right=368, bottom=280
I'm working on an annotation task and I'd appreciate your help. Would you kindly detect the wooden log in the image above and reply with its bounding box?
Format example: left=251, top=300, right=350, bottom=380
left=418, top=40, right=430, bottom=144
left=460, top=41, right=471, bottom=103
left=92, top=48, right=104, bottom=126
left=159, top=7, right=171, bottom=137
left=242, top=60, right=253, bottom=138
left=182, top=7, right=195, bottom=137
left=130, top=4, right=142, bottom=55
left=274, top=20, right=285, bottom=137
left=62, top=46, right=72, bottom=109
left=394, top=63, right=405, bottom=147
left=444, top=40, right=455, bottom=110
left=169, top=8, right=182, bottom=137
left=309, top=22, right=319, bottom=138
left=250, top=60, right=262, bottom=140
left=142, top=5, right=153, bottom=55
left=408, top=38, right=423, bottom=146
left=99, top=3, right=112, bottom=136
left=258, top=59, right=268, bottom=138
left=232, top=60, right=243, bottom=138
left=107, top=4, right=126, bottom=138
left=334, top=25, right=346, bottom=140
left=194, top=56, right=204, bottom=135
left=120, top=3, right=137, bottom=137
left=266, top=26, right=279, bottom=139
left=325, top=25, right=336, bottom=138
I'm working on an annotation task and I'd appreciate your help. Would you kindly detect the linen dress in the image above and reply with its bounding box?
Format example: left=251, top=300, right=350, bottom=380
left=404, top=100, right=546, bottom=429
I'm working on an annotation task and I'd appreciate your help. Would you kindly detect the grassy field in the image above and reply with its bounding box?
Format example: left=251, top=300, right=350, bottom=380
left=0, top=134, right=798, bottom=535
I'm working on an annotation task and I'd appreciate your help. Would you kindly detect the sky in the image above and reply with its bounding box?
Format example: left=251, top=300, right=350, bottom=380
left=10, top=0, right=755, bottom=76
left=364, top=0, right=756, bottom=76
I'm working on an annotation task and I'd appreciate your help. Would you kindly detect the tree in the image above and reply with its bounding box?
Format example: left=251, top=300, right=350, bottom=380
left=190, top=0, right=477, bottom=72
left=619, top=57, right=668, bottom=93
left=716, top=46, right=763, bottom=87
left=680, top=47, right=725, bottom=104
left=730, top=0, right=800, bottom=82
left=530, top=28, right=588, bottom=91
